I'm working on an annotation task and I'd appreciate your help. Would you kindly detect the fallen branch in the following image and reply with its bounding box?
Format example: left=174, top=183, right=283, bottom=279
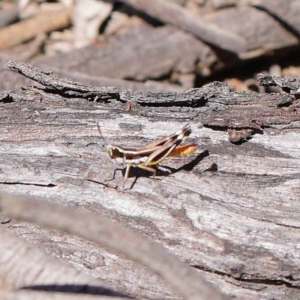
left=6, top=59, right=118, bottom=99
left=117, top=0, right=247, bottom=53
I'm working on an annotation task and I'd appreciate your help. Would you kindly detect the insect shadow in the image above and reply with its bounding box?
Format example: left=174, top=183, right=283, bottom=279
left=159, top=149, right=210, bottom=175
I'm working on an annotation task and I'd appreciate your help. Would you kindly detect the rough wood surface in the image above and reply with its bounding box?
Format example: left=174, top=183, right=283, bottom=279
left=1, top=60, right=300, bottom=299
left=0, top=227, right=128, bottom=299
left=1, top=292, right=128, bottom=300
left=0, top=193, right=226, bottom=300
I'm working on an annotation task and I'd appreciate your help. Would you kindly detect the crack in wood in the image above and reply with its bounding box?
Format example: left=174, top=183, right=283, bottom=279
left=0, top=182, right=56, bottom=187
left=191, top=265, right=300, bottom=288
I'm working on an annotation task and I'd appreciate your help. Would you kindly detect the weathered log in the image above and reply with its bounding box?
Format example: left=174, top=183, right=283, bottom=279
left=1, top=60, right=300, bottom=299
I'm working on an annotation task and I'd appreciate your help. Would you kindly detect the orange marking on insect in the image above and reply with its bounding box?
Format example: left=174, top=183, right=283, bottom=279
left=168, top=143, right=197, bottom=157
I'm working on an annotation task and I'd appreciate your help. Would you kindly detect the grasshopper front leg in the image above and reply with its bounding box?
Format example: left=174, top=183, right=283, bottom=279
left=123, top=164, right=132, bottom=190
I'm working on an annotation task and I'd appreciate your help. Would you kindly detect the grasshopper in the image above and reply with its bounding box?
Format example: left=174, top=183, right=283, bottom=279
left=99, top=124, right=196, bottom=189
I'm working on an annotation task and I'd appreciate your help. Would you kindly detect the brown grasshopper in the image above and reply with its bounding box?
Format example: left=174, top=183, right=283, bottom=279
left=99, top=124, right=196, bottom=189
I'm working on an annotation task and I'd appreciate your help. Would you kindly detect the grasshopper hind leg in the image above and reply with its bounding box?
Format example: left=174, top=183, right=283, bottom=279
left=137, top=164, right=157, bottom=178
left=123, top=164, right=157, bottom=190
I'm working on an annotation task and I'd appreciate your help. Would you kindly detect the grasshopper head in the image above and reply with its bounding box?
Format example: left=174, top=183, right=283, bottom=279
left=107, top=145, right=123, bottom=159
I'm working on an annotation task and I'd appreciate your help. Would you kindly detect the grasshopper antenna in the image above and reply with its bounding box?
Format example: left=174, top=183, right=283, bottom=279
left=97, top=122, right=122, bottom=185
left=97, top=121, right=109, bottom=149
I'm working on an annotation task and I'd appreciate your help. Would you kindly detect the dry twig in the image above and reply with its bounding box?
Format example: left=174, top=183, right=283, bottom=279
left=0, top=10, right=70, bottom=49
